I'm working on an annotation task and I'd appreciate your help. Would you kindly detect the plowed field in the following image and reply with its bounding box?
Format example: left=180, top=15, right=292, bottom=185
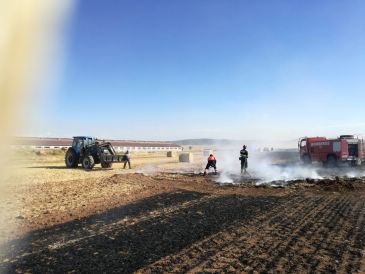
left=1, top=169, right=365, bottom=273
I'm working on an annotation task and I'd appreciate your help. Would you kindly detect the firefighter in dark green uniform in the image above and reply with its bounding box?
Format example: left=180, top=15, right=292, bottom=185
left=240, top=145, right=248, bottom=174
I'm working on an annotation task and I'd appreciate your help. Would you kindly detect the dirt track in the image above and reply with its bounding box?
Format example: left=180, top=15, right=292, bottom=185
left=1, top=171, right=365, bottom=273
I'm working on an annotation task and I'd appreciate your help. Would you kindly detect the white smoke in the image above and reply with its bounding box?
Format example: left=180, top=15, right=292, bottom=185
left=250, top=159, right=323, bottom=183
left=134, top=164, right=160, bottom=175
left=214, top=147, right=322, bottom=185
left=213, top=145, right=365, bottom=186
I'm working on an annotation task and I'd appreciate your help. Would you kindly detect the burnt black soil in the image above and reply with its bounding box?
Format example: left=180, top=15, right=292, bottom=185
left=1, top=175, right=365, bottom=273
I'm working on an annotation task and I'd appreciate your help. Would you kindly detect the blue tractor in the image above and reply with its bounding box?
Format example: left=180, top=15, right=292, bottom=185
left=65, top=136, right=126, bottom=170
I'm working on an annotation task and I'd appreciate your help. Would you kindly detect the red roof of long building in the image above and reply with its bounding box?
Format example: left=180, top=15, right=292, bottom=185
left=13, top=137, right=181, bottom=148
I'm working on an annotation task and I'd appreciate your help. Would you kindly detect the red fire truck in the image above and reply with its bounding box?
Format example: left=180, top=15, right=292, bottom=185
left=298, top=135, right=365, bottom=167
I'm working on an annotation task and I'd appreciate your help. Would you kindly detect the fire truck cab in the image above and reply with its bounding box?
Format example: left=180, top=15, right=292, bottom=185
left=298, top=135, right=365, bottom=167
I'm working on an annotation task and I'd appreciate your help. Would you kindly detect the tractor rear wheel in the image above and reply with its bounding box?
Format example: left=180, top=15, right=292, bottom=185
left=82, top=155, right=95, bottom=170
left=101, top=162, right=113, bottom=168
left=65, top=148, right=78, bottom=168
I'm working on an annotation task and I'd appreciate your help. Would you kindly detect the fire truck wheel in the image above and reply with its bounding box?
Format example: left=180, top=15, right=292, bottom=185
left=302, top=155, right=311, bottom=165
left=326, top=155, right=337, bottom=168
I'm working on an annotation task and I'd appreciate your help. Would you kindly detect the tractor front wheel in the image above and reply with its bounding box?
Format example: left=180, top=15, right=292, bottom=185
left=82, top=155, right=95, bottom=170
left=65, top=148, right=78, bottom=168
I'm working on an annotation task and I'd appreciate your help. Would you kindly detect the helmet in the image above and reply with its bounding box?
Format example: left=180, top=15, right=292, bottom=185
left=209, top=154, right=213, bottom=157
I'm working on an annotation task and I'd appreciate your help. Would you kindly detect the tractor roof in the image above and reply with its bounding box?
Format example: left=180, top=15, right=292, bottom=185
left=73, top=136, right=96, bottom=139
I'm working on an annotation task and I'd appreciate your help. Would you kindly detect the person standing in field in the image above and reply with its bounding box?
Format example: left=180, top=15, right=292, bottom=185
left=204, top=154, right=217, bottom=175
left=240, top=145, right=248, bottom=174
left=123, top=150, right=131, bottom=169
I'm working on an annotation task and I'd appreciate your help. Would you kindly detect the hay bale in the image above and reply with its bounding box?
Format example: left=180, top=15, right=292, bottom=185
left=179, top=153, right=193, bottom=163
left=167, top=151, right=177, bottom=157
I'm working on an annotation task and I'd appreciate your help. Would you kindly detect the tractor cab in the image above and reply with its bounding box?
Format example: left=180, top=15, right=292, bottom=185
left=72, top=136, right=96, bottom=156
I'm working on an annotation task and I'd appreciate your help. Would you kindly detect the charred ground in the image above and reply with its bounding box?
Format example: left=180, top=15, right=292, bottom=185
left=1, top=170, right=365, bottom=273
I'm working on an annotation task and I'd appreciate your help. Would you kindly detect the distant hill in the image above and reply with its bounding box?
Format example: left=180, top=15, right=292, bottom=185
left=174, top=138, right=298, bottom=149
left=174, top=139, right=249, bottom=146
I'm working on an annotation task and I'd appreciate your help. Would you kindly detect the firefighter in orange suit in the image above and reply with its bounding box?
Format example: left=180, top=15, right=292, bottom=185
left=204, top=154, right=217, bottom=175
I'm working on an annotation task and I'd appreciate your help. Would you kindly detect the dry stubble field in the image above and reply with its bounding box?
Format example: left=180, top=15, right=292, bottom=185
left=0, top=149, right=365, bottom=273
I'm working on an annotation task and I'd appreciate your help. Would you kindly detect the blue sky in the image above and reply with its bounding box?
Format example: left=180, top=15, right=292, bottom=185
left=34, top=0, right=365, bottom=141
